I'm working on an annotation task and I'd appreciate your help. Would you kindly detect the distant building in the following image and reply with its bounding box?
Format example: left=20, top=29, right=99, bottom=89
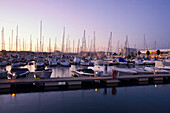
left=140, top=49, right=170, bottom=58
left=118, top=47, right=137, bottom=57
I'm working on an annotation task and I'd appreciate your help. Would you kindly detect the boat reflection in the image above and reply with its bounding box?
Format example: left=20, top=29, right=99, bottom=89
left=103, top=87, right=117, bottom=95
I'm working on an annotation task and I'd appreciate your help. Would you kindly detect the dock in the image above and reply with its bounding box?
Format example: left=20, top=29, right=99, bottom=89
left=0, top=74, right=170, bottom=89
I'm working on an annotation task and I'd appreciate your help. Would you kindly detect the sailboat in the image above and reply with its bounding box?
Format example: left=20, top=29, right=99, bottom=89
left=34, top=21, right=52, bottom=79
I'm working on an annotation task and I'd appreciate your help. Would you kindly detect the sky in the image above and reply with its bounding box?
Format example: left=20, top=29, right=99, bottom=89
left=0, top=0, right=170, bottom=52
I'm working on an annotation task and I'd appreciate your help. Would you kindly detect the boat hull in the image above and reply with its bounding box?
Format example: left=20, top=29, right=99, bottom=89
left=34, top=69, right=52, bottom=79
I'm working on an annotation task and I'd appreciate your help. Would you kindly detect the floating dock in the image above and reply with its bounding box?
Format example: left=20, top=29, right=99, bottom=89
left=0, top=74, right=170, bottom=89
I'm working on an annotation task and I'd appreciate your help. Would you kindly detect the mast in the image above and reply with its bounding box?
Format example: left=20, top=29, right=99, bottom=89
left=54, top=37, right=57, bottom=51
left=117, top=40, right=119, bottom=54
left=82, top=30, right=86, bottom=52
left=77, top=39, right=80, bottom=53
left=40, top=20, right=42, bottom=52
left=69, top=39, right=70, bottom=53
left=37, top=38, right=38, bottom=52
left=43, top=36, right=44, bottom=52
left=90, top=39, right=92, bottom=52
left=11, top=30, right=13, bottom=51
left=16, top=26, right=18, bottom=51
left=107, top=32, right=112, bottom=55
left=93, top=31, right=96, bottom=53
left=61, top=27, right=65, bottom=52
left=30, top=35, right=32, bottom=51
left=144, top=34, right=145, bottom=51
left=23, top=38, right=24, bottom=51
left=1, top=27, right=4, bottom=50
left=49, top=38, right=51, bottom=52
left=73, top=40, right=75, bottom=53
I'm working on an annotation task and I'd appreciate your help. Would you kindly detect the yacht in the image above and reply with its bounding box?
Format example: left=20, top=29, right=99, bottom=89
left=71, top=68, right=95, bottom=77
left=9, top=67, right=30, bottom=79
left=34, top=69, right=52, bottom=79
left=144, top=66, right=169, bottom=74
left=60, top=60, right=71, bottom=67
left=155, top=61, right=170, bottom=70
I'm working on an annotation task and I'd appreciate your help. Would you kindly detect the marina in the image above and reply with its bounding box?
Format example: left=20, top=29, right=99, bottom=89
left=1, top=0, right=170, bottom=112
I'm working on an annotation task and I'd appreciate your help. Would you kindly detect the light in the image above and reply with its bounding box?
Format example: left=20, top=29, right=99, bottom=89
left=12, top=73, right=16, bottom=77
left=11, top=93, right=15, bottom=98
left=95, top=71, right=98, bottom=75
left=95, top=88, right=97, bottom=92
left=155, top=84, right=157, bottom=88
left=154, top=69, right=158, bottom=73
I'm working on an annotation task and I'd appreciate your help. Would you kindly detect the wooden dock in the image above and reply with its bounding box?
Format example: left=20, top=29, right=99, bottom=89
left=0, top=74, right=170, bottom=89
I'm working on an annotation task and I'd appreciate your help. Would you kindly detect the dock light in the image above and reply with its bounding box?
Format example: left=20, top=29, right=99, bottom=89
left=154, top=69, right=158, bottom=74
left=12, top=73, right=16, bottom=77
left=95, top=88, right=98, bottom=92
left=94, top=71, right=99, bottom=77
left=155, top=84, right=157, bottom=88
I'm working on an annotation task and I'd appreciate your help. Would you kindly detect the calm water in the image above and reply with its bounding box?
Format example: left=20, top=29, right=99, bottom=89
left=0, top=84, right=170, bottom=113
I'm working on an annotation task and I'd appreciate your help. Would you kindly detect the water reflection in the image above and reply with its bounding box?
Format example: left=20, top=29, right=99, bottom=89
left=103, top=87, right=117, bottom=95
left=1, top=84, right=170, bottom=113
left=11, top=93, right=15, bottom=98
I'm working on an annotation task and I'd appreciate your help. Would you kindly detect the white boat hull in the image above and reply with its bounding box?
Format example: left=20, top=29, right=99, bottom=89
left=34, top=69, right=52, bottom=79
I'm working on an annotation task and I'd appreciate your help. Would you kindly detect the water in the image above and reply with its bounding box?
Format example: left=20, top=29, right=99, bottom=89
left=0, top=84, right=170, bottom=113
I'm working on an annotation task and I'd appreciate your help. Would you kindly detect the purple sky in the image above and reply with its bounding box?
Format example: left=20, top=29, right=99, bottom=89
left=0, top=0, right=170, bottom=52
